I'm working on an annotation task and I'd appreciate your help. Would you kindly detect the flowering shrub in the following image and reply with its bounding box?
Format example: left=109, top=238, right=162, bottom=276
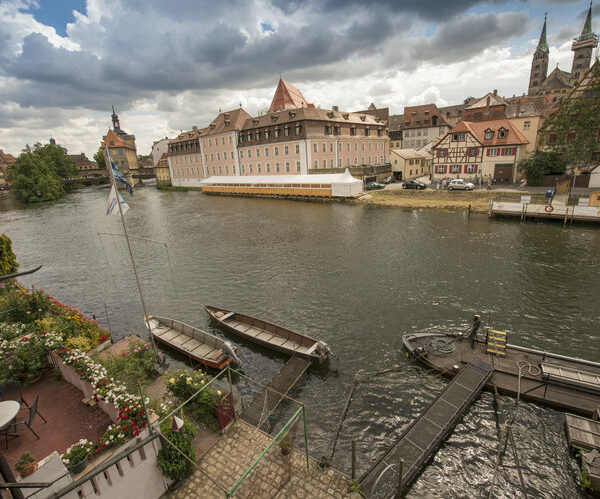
left=98, top=339, right=158, bottom=394
left=157, top=416, right=196, bottom=482
left=0, top=325, right=49, bottom=386
left=165, top=369, right=222, bottom=431
left=0, top=284, right=52, bottom=323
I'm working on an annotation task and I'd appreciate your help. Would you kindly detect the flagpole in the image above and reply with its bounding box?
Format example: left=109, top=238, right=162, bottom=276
left=105, top=146, right=159, bottom=357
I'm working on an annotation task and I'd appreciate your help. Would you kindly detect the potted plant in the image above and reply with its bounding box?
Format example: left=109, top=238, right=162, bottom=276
left=62, top=439, right=92, bottom=474
left=278, top=432, right=292, bottom=456
left=15, top=452, right=37, bottom=478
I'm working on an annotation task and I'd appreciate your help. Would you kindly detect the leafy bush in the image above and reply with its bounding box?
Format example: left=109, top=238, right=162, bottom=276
left=0, top=285, right=52, bottom=323
left=517, top=151, right=566, bottom=186
left=97, top=339, right=158, bottom=393
left=62, top=440, right=92, bottom=468
left=165, top=369, right=222, bottom=431
left=0, top=234, right=18, bottom=277
left=10, top=335, right=48, bottom=385
left=157, top=417, right=196, bottom=482
left=15, top=452, right=35, bottom=472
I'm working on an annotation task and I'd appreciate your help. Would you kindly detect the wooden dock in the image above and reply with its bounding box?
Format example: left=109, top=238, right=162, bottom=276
left=565, top=413, right=600, bottom=492
left=241, top=356, right=311, bottom=431
left=360, top=360, right=494, bottom=497
left=489, top=200, right=600, bottom=223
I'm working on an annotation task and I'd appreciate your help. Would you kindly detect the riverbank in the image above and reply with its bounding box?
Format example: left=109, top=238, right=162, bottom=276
left=358, top=189, right=496, bottom=212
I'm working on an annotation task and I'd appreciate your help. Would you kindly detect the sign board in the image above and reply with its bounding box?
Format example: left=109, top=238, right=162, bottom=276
left=520, top=195, right=531, bottom=204
left=215, top=392, right=235, bottom=433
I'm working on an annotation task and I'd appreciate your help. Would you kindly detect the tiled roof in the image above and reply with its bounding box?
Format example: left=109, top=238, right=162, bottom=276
left=391, top=148, right=428, bottom=159
left=354, top=106, right=389, bottom=123
left=0, top=150, right=16, bottom=164
left=438, top=103, right=468, bottom=120
left=451, top=119, right=529, bottom=146
left=168, top=128, right=206, bottom=144
left=465, top=93, right=509, bottom=110
left=204, top=108, right=252, bottom=136
left=388, top=114, right=403, bottom=130
left=241, top=106, right=386, bottom=131
left=402, top=104, right=449, bottom=129
left=102, top=129, right=134, bottom=149
left=67, top=153, right=94, bottom=166
left=268, top=79, right=310, bottom=113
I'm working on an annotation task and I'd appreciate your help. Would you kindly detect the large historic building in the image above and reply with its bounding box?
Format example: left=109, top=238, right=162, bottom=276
left=528, top=5, right=597, bottom=101
left=101, top=107, right=139, bottom=174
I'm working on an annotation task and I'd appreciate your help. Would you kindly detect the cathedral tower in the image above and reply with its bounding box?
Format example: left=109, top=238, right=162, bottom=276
left=571, top=3, right=598, bottom=83
left=528, top=15, right=550, bottom=96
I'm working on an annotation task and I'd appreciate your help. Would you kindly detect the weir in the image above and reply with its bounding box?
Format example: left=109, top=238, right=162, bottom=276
left=360, top=360, right=494, bottom=497
left=241, top=356, right=311, bottom=431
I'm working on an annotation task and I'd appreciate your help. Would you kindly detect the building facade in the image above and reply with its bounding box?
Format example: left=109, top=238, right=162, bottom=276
left=101, top=108, right=139, bottom=175
left=68, top=153, right=98, bottom=176
left=155, top=153, right=171, bottom=185
left=390, top=149, right=430, bottom=180
left=528, top=7, right=597, bottom=101
left=401, top=104, right=451, bottom=150
left=431, top=119, right=529, bottom=181
left=0, top=150, right=16, bottom=186
left=151, top=138, right=170, bottom=167
left=167, top=128, right=204, bottom=187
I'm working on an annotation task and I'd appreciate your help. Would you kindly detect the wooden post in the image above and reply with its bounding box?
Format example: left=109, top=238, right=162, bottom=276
left=395, top=459, right=404, bottom=499
left=468, top=204, right=471, bottom=218
left=0, top=451, right=24, bottom=499
left=351, top=440, right=356, bottom=480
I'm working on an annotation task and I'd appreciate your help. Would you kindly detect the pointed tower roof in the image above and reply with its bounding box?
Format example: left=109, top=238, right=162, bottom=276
left=536, top=14, right=549, bottom=53
left=267, top=78, right=310, bottom=113
left=579, top=2, right=594, bottom=40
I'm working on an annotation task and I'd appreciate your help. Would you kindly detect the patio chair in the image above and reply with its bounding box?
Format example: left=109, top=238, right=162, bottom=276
left=0, top=381, right=47, bottom=423
left=8, top=394, right=41, bottom=441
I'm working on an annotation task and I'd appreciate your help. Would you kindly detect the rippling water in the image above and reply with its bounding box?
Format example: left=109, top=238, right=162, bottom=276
left=3, top=186, right=599, bottom=497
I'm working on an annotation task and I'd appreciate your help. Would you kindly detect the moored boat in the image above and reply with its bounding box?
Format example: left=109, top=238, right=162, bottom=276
left=147, top=316, right=241, bottom=370
left=403, top=331, right=600, bottom=417
left=204, top=305, right=332, bottom=364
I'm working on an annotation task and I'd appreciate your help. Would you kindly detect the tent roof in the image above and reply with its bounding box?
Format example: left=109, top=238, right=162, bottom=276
left=202, top=170, right=361, bottom=185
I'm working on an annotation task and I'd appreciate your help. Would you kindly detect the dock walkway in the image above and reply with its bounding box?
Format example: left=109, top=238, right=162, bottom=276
left=360, top=360, right=494, bottom=497
left=241, top=356, right=310, bottom=431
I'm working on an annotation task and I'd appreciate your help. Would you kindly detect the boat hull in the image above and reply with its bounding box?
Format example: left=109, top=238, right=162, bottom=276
left=204, top=305, right=328, bottom=364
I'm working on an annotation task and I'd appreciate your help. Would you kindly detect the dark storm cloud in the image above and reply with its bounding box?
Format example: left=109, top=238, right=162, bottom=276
left=272, top=0, right=526, bottom=22
left=576, top=3, right=600, bottom=20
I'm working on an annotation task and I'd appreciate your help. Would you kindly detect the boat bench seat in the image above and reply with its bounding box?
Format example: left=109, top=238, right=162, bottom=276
left=208, top=349, right=223, bottom=360
left=541, top=362, right=600, bottom=392
left=220, top=312, right=235, bottom=321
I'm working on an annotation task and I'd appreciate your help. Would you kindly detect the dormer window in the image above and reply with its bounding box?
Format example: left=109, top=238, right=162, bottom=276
left=360, top=115, right=366, bottom=122
left=271, top=115, right=278, bottom=122
left=343, top=114, right=349, bottom=120
left=498, top=128, right=507, bottom=139
left=452, top=133, right=465, bottom=141
left=327, top=111, right=335, bottom=118
left=252, top=119, right=259, bottom=126
left=411, top=112, right=416, bottom=117
left=484, top=129, right=494, bottom=140
left=210, top=124, right=215, bottom=129
left=224, top=113, right=230, bottom=119
left=288, top=112, right=295, bottom=119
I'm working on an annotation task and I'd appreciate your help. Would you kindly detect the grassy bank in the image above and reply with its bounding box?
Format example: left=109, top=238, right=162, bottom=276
left=359, top=189, right=497, bottom=212
left=156, top=184, right=203, bottom=192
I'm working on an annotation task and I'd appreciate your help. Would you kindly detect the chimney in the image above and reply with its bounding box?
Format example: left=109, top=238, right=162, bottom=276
left=192, top=125, right=198, bottom=130
left=516, top=100, right=522, bottom=116
left=493, top=89, right=497, bottom=96
left=332, top=106, right=339, bottom=111
left=485, top=95, right=491, bottom=114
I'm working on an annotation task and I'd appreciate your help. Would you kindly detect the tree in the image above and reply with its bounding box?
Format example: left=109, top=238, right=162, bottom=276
left=94, top=149, right=106, bottom=169
left=540, top=63, right=600, bottom=169
left=7, top=145, right=69, bottom=203
left=0, top=234, right=18, bottom=276
left=517, top=151, right=565, bottom=186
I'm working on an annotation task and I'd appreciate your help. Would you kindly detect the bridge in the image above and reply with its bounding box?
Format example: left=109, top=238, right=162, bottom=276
left=360, top=360, right=494, bottom=497
left=64, top=167, right=156, bottom=186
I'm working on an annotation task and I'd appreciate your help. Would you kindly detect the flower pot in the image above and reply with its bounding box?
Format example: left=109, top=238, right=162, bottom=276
left=17, top=462, right=38, bottom=478
left=280, top=447, right=290, bottom=456
left=69, top=456, right=88, bottom=475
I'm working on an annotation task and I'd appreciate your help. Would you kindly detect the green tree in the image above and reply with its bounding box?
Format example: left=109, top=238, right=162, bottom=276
left=540, top=63, right=600, bottom=168
left=0, top=234, right=18, bottom=276
left=7, top=142, right=76, bottom=203
left=517, top=151, right=565, bottom=186
left=94, top=149, right=106, bottom=169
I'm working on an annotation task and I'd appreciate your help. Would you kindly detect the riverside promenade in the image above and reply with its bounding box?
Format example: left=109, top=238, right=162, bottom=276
left=170, top=419, right=355, bottom=498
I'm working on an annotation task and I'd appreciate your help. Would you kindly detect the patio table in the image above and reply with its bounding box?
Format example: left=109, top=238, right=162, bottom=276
left=0, top=400, right=20, bottom=430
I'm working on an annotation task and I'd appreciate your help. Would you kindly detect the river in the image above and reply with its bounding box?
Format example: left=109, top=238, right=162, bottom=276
left=2, top=185, right=599, bottom=497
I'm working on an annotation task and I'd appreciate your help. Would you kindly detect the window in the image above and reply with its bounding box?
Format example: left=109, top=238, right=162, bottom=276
left=524, top=121, right=531, bottom=130
left=335, top=126, right=341, bottom=135
left=365, top=128, right=370, bottom=136
left=586, top=90, right=597, bottom=99
left=354, top=157, right=358, bottom=164
left=548, top=134, right=557, bottom=144
left=256, top=149, right=260, bottom=158
left=313, top=143, right=318, bottom=153
left=229, top=136, right=232, bottom=144
left=295, top=125, right=301, bottom=135
left=257, top=163, right=261, bottom=173
left=377, top=128, right=382, bottom=137
left=354, top=143, right=358, bottom=151
left=275, top=162, right=280, bottom=172
left=451, top=165, right=459, bottom=174
left=217, top=152, right=220, bottom=160
left=409, top=159, right=414, bottom=165
left=467, top=147, right=478, bottom=157
left=284, top=145, right=289, bottom=155
left=314, top=159, right=318, bottom=168
left=466, top=165, right=475, bottom=173
left=296, top=161, right=301, bottom=172
left=265, top=147, right=269, bottom=157
left=210, top=154, right=214, bottom=161
left=330, top=159, right=334, bottom=168
left=231, top=151, right=234, bottom=159
left=284, top=127, right=290, bottom=137
left=350, top=127, right=356, bottom=136
left=347, top=143, right=350, bottom=151
left=362, top=142, right=365, bottom=151
left=255, top=132, right=260, bottom=140
left=232, top=165, right=236, bottom=174
left=325, top=125, right=332, bottom=135
left=436, top=165, right=445, bottom=173
left=285, top=161, right=290, bottom=172
left=338, top=158, right=342, bottom=167
left=452, top=133, right=465, bottom=141
left=322, top=159, right=327, bottom=168
left=295, top=144, right=300, bottom=154
left=274, top=129, right=280, bottom=138
left=241, top=165, right=245, bottom=174
left=338, top=142, right=342, bottom=152
left=368, top=143, right=372, bottom=151
left=498, top=128, right=507, bottom=139
left=330, top=143, right=334, bottom=152
left=248, top=150, right=252, bottom=158
left=249, top=165, right=253, bottom=173
left=436, top=149, right=447, bottom=158
left=484, top=130, right=493, bottom=140
left=266, top=163, right=270, bottom=173
left=265, top=130, right=270, bottom=139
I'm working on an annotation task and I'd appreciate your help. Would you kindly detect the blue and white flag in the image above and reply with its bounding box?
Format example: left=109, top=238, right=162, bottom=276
left=106, top=185, right=129, bottom=215
left=110, top=159, right=134, bottom=195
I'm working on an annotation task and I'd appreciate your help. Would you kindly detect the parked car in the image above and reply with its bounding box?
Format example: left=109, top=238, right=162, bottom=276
left=366, top=182, right=386, bottom=190
left=448, top=179, right=475, bottom=191
left=402, top=179, right=427, bottom=190
left=381, top=176, right=397, bottom=184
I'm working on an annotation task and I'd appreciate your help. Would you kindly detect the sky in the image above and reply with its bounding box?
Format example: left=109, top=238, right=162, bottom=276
left=0, top=0, right=598, bottom=158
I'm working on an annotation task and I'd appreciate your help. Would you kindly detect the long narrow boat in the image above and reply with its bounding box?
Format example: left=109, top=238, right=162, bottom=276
left=204, top=305, right=331, bottom=364
left=147, top=316, right=241, bottom=370
left=403, top=331, right=600, bottom=417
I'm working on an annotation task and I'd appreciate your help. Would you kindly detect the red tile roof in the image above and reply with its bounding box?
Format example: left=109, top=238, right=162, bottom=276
left=0, top=150, right=16, bottom=165
left=268, top=79, right=310, bottom=113
left=451, top=119, right=529, bottom=146
left=402, top=104, right=450, bottom=129
left=204, top=108, right=252, bottom=136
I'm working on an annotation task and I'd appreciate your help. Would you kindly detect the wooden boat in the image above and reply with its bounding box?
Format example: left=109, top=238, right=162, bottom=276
left=403, top=331, right=600, bottom=417
left=204, top=305, right=331, bottom=364
left=147, top=316, right=241, bottom=370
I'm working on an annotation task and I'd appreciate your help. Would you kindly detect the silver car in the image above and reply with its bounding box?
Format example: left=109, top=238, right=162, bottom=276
left=448, top=179, right=475, bottom=191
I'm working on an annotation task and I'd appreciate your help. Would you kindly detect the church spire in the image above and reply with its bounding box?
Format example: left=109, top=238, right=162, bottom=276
left=571, top=2, right=597, bottom=82
left=580, top=2, right=593, bottom=40
left=536, top=13, right=549, bottom=53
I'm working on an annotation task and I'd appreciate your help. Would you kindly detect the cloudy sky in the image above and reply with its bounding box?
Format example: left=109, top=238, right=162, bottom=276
left=0, top=0, right=597, bottom=158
